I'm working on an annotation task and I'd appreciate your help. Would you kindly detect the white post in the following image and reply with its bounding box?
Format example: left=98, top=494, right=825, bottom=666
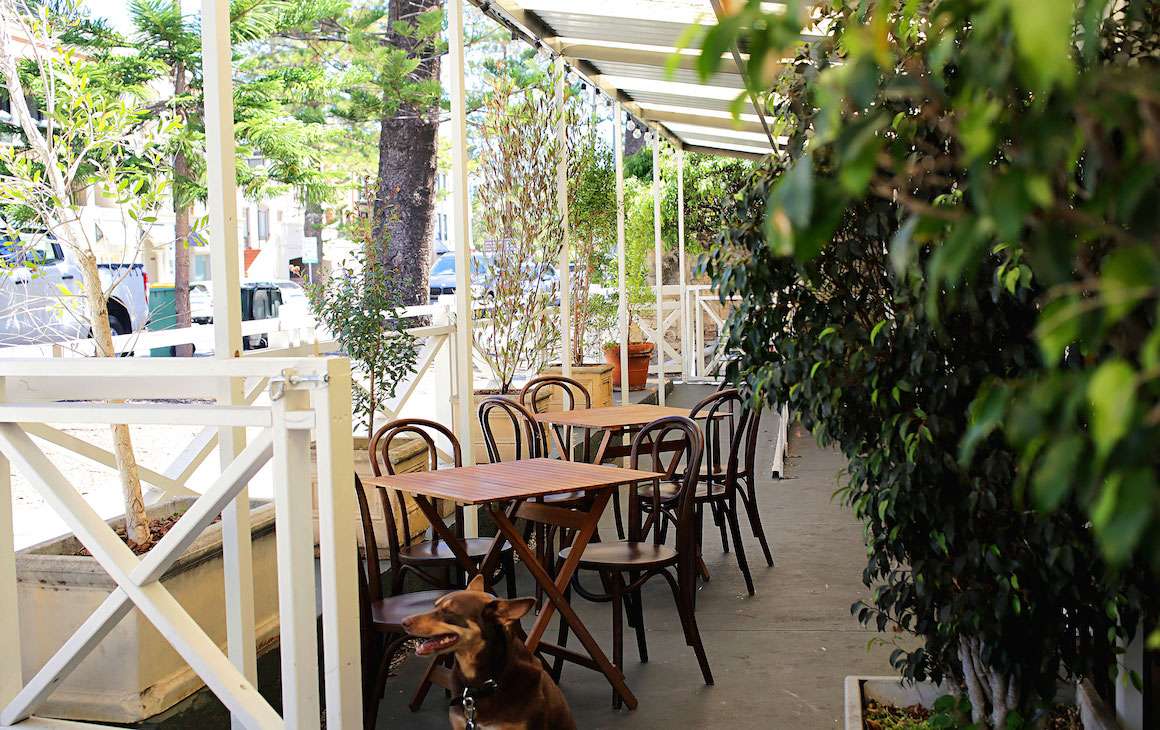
left=202, top=0, right=257, bottom=716
left=1116, top=624, right=1145, bottom=730
left=0, top=377, right=19, bottom=709
left=314, top=358, right=360, bottom=729
left=271, top=389, right=320, bottom=730
left=615, top=104, right=629, bottom=405
left=677, top=148, right=688, bottom=381
left=652, top=132, right=665, bottom=406
left=449, top=0, right=477, bottom=535
left=555, top=56, right=571, bottom=378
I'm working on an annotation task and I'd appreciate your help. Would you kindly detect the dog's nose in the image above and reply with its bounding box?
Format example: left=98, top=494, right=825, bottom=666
left=401, top=615, right=414, bottom=631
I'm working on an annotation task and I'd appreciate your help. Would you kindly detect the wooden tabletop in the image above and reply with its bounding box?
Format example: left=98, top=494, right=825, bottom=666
left=361, top=458, right=664, bottom=505
left=533, top=403, right=692, bottom=431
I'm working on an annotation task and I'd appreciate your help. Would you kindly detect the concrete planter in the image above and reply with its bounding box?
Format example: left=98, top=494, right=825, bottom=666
left=17, top=498, right=279, bottom=724
left=450, top=388, right=552, bottom=464
left=540, top=362, right=615, bottom=409
left=844, top=676, right=1116, bottom=730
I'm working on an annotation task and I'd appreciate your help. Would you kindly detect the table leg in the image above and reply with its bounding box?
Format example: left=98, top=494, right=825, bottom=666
left=486, top=492, right=639, bottom=710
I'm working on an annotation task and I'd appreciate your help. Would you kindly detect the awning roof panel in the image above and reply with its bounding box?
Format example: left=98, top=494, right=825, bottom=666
left=479, top=0, right=784, bottom=160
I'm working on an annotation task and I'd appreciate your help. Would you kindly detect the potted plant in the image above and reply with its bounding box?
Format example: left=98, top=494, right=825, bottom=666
left=306, top=181, right=446, bottom=552
left=458, top=60, right=564, bottom=461
left=541, top=102, right=616, bottom=405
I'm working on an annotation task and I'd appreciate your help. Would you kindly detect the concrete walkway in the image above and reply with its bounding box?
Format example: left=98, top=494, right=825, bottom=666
left=376, top=385, right=901, bottom=729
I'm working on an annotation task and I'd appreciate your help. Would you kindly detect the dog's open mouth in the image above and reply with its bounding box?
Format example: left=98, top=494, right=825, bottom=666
left=415, top=633, right=458, bottom=655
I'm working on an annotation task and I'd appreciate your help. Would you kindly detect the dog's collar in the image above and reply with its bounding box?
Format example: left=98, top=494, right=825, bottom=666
left=449, top=678, right=498, bottom=707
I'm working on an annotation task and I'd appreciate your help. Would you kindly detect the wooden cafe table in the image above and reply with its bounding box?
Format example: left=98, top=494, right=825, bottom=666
left=534, top=403, right=693, bottom=465
left=361, top=457, right=663, bottom=710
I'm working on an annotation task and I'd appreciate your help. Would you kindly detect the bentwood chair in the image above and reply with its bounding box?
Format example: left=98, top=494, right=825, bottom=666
left=478, top=396, right=545, bottom=463
left=519, top=374, right=593, bottom=462
left=368, top=418, right=517, bottom=598
left=558, top=416, right=713, bottom=705
left=355, top=472, right=454, bottom=728
left=636, top=389, right=762, bottom=595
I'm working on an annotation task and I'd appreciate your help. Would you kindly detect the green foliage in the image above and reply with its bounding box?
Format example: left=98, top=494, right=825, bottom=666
left=699, top=0, right=1156, bottom=717
left=700, top=0, right=1160, bottom=575
left=307, top=188, right=416, bottom=436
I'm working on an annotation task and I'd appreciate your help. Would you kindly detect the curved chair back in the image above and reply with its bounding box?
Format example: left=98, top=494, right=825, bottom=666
left=367, top=419, right=464, bottom=567
left=478, top=396, right=544, bottom=463
left=354, top=473, right=383, bottom=603
left=628, top=416, right=704, bottom=546
left=688, top=388, right=753, bottom=487
left=519, top=374, right=592, bottom=461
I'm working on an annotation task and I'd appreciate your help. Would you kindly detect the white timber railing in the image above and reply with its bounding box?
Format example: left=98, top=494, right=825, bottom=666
left=0, top=356, right=360, bottom=729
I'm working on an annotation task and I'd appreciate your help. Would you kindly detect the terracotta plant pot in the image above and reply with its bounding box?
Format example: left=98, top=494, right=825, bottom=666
left=604, top=342, right=655, bottom=391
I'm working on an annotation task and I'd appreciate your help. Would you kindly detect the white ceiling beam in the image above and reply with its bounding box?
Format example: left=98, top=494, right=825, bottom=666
left=638, top=106, right=767, bottom=134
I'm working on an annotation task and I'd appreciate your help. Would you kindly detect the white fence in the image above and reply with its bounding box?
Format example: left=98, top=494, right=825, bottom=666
left=0, top=357, right=359, bottom=730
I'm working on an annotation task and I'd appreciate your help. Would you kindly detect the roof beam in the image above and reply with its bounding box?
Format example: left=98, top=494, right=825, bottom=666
left=638, top=107, right=767, bottom=135
left=554, top=40, right=742, bottom=76
left=684, top=143, right=769, bottom=161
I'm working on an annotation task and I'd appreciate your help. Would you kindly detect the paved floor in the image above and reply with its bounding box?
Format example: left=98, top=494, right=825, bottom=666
left=376, top=385, right=901, bottom=729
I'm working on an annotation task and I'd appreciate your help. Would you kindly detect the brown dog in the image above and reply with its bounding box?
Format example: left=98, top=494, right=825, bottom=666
left=402, top=574, right=577, bottom=730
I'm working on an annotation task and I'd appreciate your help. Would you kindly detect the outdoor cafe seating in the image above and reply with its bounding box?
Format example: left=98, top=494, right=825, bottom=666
left=356, top=378, right=772, bottom=727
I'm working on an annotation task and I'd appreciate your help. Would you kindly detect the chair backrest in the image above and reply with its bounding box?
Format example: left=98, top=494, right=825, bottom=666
left=478, top=396, right=544, bottom=463
left=519, top=375, right=592, bottom=461
left=353, top=473, right=383, bottom=603
left=628, top=416, right=704, bottom=546
left=688, top=388, right=753, bottom=486
left=367, top=419, right=464, bottom=562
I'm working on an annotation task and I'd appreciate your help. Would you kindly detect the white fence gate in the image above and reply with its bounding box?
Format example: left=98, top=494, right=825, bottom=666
left=0, top=357, right=360, bottom=730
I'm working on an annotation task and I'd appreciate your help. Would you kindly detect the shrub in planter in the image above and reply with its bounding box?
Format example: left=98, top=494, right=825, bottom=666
left=698, top=3, right=1154, bottom=724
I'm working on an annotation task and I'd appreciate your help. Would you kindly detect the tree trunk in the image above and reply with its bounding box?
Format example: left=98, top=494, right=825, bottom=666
left=77, top=248, right=149, bottom=545
left=373, top=0, right=442, bottom=307
left=304, top=199, right=324, bottom=284
left=173, top=61, right=192, bottom=357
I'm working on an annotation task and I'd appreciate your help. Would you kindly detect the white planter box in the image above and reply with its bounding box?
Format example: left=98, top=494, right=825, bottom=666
left=17, top=497, right=280, bottom=724
left=845, top=676, right=1116, bottom=730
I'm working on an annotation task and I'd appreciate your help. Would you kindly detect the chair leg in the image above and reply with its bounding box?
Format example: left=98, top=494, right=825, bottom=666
left=503, top=551, right=518, bottom=598
left=662, top=569, right=713, bottom=685
left=628, top=580, right=648, bottom=663
left=612, top=485, right=626, bottom=540
left=726, top=497, right=755, bottom=595
left=742, top=479, right=774, bottom=566
left=713, top=500, right=730, bottom=553
left=551, top=582, right=572, bottom=682
left=610, top=572, right=625, bottom=709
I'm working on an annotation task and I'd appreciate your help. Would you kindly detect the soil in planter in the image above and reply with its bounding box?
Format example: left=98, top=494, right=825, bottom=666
left=74, top=511, right=219, bottom=557
left=863, top=699, right=1081, bottom=730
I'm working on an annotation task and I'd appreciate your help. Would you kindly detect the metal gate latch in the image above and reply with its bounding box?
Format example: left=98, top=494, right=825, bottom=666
left=268, top=368, right=330, bottom=401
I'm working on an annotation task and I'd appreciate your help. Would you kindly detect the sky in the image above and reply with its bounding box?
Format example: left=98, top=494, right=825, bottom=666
left=79, top=0, right=202, bottom=34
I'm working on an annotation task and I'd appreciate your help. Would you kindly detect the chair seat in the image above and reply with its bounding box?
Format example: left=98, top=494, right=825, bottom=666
left=560, top=541, right=678, bottom=570
left=370, top=589, right=455, bottom=630
left=398, top=537, right=508, bottom=565
left=636, top=481, right=726, bottom=502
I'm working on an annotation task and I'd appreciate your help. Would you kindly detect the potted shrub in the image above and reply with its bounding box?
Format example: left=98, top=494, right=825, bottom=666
left=602, top=283, right=655, bottom=390
left=459, top=61, right=563, bottom=461
left=699, top=1, right=1151, bottom=726
left=306, top=182, right=446, bottom=551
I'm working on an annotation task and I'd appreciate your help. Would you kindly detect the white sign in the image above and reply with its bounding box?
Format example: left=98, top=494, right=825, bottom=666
left=301, top=237, right=320, bottom=264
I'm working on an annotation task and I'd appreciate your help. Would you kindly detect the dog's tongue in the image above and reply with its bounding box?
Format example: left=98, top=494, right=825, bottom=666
left=416, top=634, right=458, bottom=656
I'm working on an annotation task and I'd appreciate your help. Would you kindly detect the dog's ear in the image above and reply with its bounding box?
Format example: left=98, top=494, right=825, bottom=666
left=467, top=574, right=488, bottom=593
left=485, top=597, right=535, bottom=623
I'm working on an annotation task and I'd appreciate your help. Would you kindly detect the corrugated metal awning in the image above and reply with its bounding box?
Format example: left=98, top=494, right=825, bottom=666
left=474, top=0, right=795, bottom=160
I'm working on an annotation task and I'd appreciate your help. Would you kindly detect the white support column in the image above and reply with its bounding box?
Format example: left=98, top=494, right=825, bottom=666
left=614, top=104, right=629, bottom=405
left=0, top=377, right=19, bottom=709
left=555, top=56, right=571, bottom=378
left=652, top=132, right=665, bottom=406
left=678, top=148, right=688, bottom=381
left=202, top=0, right=257, bottom=714
left=271, top=389, right=320, bottom=730
left=314, top=358, right=360, bottom=730
left=449, top=0, right=477, bottom=536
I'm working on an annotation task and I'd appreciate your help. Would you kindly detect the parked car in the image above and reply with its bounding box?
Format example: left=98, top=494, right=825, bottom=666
left=190, top=282, right=213, bottom=324
left=0, top=228, right=148, bottom=348
left=429, top=253, right=492, bottom=302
